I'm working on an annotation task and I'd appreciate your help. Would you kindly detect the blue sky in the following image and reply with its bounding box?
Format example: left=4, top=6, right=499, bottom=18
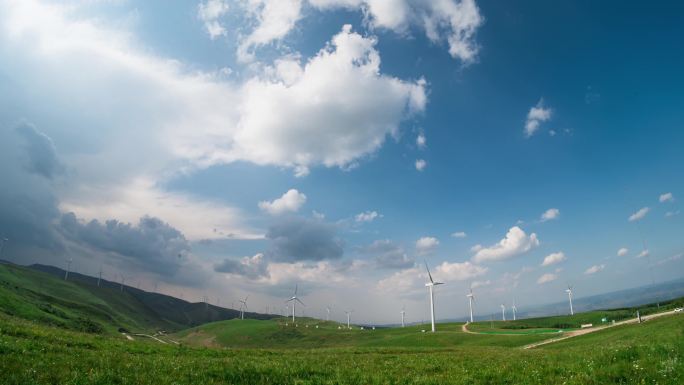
left=0, top=0, right=682, bottom=323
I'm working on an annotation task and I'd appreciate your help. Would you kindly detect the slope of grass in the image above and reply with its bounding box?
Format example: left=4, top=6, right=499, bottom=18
left=0, top=263, right=257, bottom=334
left=0, top=312, right=682, bottom=384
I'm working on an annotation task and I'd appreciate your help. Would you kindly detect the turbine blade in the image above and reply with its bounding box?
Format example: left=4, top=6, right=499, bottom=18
left=296, top=298, right=305, bottom=306
left=424, top=260, right=434, bottom=283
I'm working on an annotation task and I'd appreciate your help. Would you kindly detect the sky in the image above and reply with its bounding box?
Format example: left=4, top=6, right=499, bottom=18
left=0, top=0, right=683, bottom=324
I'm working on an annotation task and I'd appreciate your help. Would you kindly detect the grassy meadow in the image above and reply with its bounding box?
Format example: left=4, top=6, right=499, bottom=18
left=1, top=263, right=683, bottom=384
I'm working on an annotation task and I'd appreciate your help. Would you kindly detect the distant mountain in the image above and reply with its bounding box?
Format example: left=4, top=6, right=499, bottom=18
left=517, top=278, right=684, bottom=319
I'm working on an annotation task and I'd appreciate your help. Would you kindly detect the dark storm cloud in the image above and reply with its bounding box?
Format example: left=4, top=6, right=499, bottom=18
left=359, top=239, right=414, bottom=269
left=0, top=123, right=64, bottom=254
left=59, top=213, right=191, bottom=276
left=265, top=217, right=344, bottom=262
left=0, top=121, right=209, bottom=286
left=214, top=254, right=269, bottom=279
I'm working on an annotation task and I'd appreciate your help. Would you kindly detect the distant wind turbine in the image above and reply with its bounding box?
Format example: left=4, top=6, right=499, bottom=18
left=466, top=286, right=475, bottom=323
left=400, top=306, right=406, bottom=327
left=345, top=310, right=353, bottom=329
left=424, top=261, right=444, bottom=332
left=566, top=285, right=574, bottom=315
left=239, top=295, right=249, bottom=319
left=326, top=306, right=331, bottom=322
left=501, top=304, right=506, bottom=321
left=512, top=300, right=517, bottom=321
left=97, top=266, right=103, bottom=287
left=286, top=285, right=305, bottom=322
left=64, top=258, right=73, bottom=280
left=0, top=237, right=9, bottom=259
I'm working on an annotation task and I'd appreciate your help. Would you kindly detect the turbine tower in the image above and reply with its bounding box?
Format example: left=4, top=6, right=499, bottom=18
left=423, top=260, right=444, bottom=332
left=400, top=306, right=406, bottom=327
left=0, top=237, right=9, bottom=259
left=345, top=310, right=353, bottom=329
left=286, top=285, right=304, bottom=322
left=239, top=295, right=249, bottom=320
left=566, top=285, right=574, bottom=315
left=64, top=258, right=73, bottom=281
left=512, top=300, right=517, bottom=321
left=500, top=304, right=506, bottom=321
left=466, top=286, right=475, bottom=323
left=97, top=266, right=103, bottom=287
left=326, top=306, right=331, bottom=322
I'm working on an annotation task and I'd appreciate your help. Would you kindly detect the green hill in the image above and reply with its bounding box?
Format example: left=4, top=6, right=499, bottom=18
left=0, top=263, right=273, bottom=334
left=0, top=308, right=682, bottom=384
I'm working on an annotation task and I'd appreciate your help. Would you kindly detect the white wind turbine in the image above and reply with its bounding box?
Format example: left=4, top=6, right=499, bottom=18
left=239, top=295, right=249, bottom=320
left=400, top=306, right=406, bottom=328
left=566, top=285, right=574, bottom=315
left=511, top=300, right=517, bottom=321
left=500, top=304, right=506, bottom=321
left=97, top=266, right=103, bottom=287
left=326, top=306, right=331, bottom=322
left=64, top=258, right=73, bottom=281
left=466, top=286, right=475, bottom=323
left=424, top=261, right=444, bottom=333
left=345, top=310, right=353, bottom=329
left=286, top=285, right=304, bottom=322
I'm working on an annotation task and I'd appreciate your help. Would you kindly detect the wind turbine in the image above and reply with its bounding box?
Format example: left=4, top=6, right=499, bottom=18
left=344, top=310, right=353, bottom=329
left=500, top=304, right=506, bottom=321
left=119, top=274, right=129, bottom=292
left=326, top=306, right=331, bottom=322
left=512, top=300, right=517, bottom=321
left=0, top=237, right=9, bottom=259
left=424, top=260, right=444, bottom=333
left=64, top=258, right=73, bottom=280
left=466, top=286, right=475, bottom=323
left=286, top=285, right=304, bottom=322
left=400, top=306, right=406, bottom=327
left=566, top=285, right=574, bottom=315
left=97, top=266, right=103, bottom=287
left=239, top=295, right=249, bottom=320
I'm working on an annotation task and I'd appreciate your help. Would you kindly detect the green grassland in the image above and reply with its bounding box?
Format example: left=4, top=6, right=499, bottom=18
left=1, top=262, right=683, bottom=384
left=1, top=312, right=682, bottom=384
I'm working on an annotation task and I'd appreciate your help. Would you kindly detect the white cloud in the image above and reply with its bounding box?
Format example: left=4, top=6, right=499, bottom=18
left=471, top=279, right=490, bottom=289
left=540, top=208, right=560, bottom=222
left=416, top=132, right=426, bottom=149
left=60, top=178, right=261, bottom=241
left=355, top=210, right=381, bottom=223
left=628, top=207, right=650, bottom=222
left=451, top=231, right=467, bottom=238
left=240, top=0, right=484, bottom=63
left=659, top=192, right=674, bottom=203
left=415, top=159, right=427, bottom=171
left=537, top=273, right=557, bottom=285
left=541, top=252, right=566, bottom=267
left=636, top=249, right=650, bottom=259
left=222, top=25, right=427, bottom=176
left=524, top=99, right=552, bottom=137
left=416, top=236, right=439, bottom=255
left=198, top=0, right=230, bottom=39
left=237, top=0, right=303, bottom=62
left=472, top=226, right=539, bottom=263
left=617, top=247, right=629, bottom=257
left=584, top=264, right=605, bottom=275
left=665, top=210, right=680, bottom=218
left=259, top=189, right=307, bottom=215
left=435, top=261, right=487, bottom=281
left=376, top=266, right=423, bottom=294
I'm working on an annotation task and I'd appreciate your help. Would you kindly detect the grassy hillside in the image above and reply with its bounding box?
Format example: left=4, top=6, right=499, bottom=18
left=0, top=263, right=272, bottom=334
left=0, top=310, right=682, bottom=384
left=176, top=317, right=556, bottom=349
